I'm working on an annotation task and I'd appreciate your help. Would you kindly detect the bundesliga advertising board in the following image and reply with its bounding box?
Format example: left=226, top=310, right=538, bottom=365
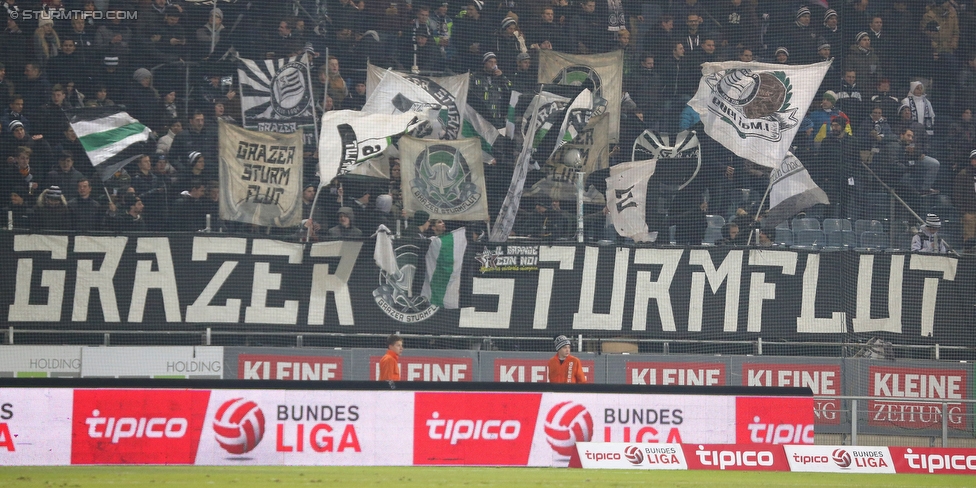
left=0, top=387, right=811, bottom=467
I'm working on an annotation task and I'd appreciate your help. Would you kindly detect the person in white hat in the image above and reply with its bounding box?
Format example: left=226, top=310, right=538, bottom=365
left=911, top=213, right=948, bottom=253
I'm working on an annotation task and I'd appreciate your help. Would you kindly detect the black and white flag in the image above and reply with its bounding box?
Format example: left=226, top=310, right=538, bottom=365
left=764, top=152, right=829, bottom=228
left=606, top=159, right=657, bottom=242
left=238, top=53, right=317, bottom=131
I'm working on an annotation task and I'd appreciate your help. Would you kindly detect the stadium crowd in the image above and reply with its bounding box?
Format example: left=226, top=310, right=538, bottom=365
left=1, top=0, right=975, bottom=251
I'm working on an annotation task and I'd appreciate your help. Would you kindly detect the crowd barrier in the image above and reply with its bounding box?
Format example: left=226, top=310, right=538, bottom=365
left=0, top=346, right=972, bottom=439
left=0, top=380, right=810, bottom=466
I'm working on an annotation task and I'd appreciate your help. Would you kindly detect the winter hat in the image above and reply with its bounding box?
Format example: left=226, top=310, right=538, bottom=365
left=188, top=151, right=203, bottom=164
left=211, top=7, right=223, bottom=19
left=899, top=101, right=911, bottom=113
left=775, top=46, right=789, bottom=56
left=103, top=56, right=119, bottom=66
left=469, top=0, right=484, bottom=11
left=337, top=206, right=355, bottom=218
left=909, top=81, right=925, bottom=96
left=500, top=17, right=517, bottom=30
left=924, top=213, right=941, bottom=228
left=133, top=68, right=153, bottom=82
left=376, top=194, right=393, bottom=213
left=7, top=120, right=24, bottom=131
left=38, top=17, right=54, bottom=29
left=554, top=335, right=571, bottom=351
left=413, top=210, right=430, bottom=225
left=823, top=9, right=838, bottom=22
left=516, top=52, right=531, bottom=62
left=818, top=41, right=831, bottom=51
left=855, top=31, right=869, bottom=43
left=482, top=52, right=497, bottom=63
left=45, top=186, right=62, bottom=199
left=823, top=90, right=837, bottom=103
left=970, top=149, right=976, bottom=159
left=796, top=6, right=811, bottom=19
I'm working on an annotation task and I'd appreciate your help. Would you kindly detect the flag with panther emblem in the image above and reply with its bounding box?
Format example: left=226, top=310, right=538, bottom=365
left=398, top=135, right=488, bottom=221
left=238, top=53, right=317, bottom=131
left=688, top=60, right=831, bottom=168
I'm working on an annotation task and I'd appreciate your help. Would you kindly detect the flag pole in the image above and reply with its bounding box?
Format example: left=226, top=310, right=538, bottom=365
left=305, top=185, right=323, bottom=242
left=746, top=179, right=774, bottom=246
left=857, top=158, right=958, bottom=255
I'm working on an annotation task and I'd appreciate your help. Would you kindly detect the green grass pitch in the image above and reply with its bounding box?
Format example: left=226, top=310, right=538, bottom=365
left=1, top=467, right=974, bottom=487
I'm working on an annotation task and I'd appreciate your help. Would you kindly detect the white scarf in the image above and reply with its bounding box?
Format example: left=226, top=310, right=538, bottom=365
left=905, top=81, right=935, bottom=135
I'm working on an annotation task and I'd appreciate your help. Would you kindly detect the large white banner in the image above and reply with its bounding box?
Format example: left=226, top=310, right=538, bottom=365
left=538, top=50, right=624, bottom=142
left=218, top=121, right=304, bottom=227
left=398, top=136, right=488, bottom=221
left=363, top=67, right=469, bottom=140
left=606, top=159, right=657, bottom=242
left=688, top=61, right=831, bottom=168
left=317, top=111, right=425, bottom=183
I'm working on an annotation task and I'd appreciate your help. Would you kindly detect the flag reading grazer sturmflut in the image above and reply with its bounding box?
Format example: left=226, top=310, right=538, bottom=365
left=68, top=107, right=152, bottom=181
left=688, top=60, right=830, bottom=168
left=422, top=227, right=466, bottom=309
left=764, top=152, right=829, bottom=228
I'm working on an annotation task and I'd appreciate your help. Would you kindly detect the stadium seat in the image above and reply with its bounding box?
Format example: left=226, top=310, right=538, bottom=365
left=824, top=230, right=856, bottom=250
left=857, top=231, right=888, bottom=251
left=774, top=223, right=793, bottom=246
left=823, top=218, right=852, bottom=233
left=791, top=217, right=820, bottom=236
left=702, top=215, right=725, bottom=245
left=791, top=229, right=825, bottom=250
left=854, top=219, right=884, bottom=236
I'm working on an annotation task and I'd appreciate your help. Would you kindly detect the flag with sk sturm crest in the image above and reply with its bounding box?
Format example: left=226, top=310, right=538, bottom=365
left=238, top=53, right=317, bottom=130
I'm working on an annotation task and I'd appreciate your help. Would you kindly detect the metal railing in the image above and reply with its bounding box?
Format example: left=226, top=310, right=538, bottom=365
left=815, top=395, right=976, bottom=447
left=5, top=327, right=975, bottom=361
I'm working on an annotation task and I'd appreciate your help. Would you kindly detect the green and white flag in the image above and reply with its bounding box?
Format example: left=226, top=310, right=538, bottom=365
left=67, top=107, right=152, bottom=181
left=422, top=227, right=467, bottom=309
left=688, top=60, right=831, bottom=168
left=489, top=90, right=572, bottom=242
left=460, top=104, right=501, bottom=152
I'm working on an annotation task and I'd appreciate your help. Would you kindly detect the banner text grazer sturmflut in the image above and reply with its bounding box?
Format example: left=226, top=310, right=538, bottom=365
left=0, top=234, right=972, bottom=346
